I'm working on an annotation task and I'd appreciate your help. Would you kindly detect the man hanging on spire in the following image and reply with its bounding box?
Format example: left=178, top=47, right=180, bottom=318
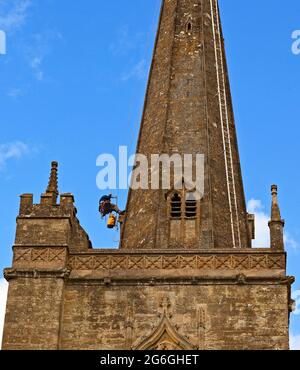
left=99, top=194, right=124, bottom=218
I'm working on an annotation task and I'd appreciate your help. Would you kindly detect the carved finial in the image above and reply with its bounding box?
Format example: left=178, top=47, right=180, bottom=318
left=271, top=185, right=281, bottom=221
left=46, top=161, right=59, bottom=196
left=41, top=161, right=59, bottom=205
left=269, top=185, right=285, bottom=251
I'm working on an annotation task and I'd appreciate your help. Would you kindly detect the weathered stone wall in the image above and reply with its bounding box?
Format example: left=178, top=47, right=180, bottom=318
left=2, top=277, right=65, bottom=350
left=1, top=191, right=90, bottom=350
left=2, top=247, right=292, bottom=350
left=60, top=283, right=289, bottom=350
left=15, top=219, right=70, bottom=246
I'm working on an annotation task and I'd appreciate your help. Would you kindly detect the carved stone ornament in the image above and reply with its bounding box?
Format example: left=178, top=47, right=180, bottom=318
left=134, top=315, right=195, bottom=350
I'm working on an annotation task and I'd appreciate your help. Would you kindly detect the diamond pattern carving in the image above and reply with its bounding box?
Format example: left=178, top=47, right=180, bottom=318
left=44, top=253, right=285, bottom=272
left=128, top=256, right=145, bottom=270
left=145, top=256, right=163, bottom=269
left=163, top=256, right=180, bottom=269
left=14, top=248, right=31, bottom=262
left=110, top=257, right=128, bottom=269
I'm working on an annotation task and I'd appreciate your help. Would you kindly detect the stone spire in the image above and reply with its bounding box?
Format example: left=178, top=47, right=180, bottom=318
left=269, top=185, right=285, bottom=251
left=42, top=161, right=59, bottom=205
left=120, top=0, right=250, bottom=250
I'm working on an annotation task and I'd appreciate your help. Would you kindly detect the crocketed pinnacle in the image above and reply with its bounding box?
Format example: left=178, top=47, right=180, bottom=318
left=271, top=185, right=281, bottom=221
left=46, top=161, right=59, bottom=196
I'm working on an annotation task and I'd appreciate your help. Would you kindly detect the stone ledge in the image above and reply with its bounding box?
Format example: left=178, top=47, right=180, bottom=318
left=14, top=244, right=69, bottom=247
left=76, top=248, right=285, bottom=255
left=17, top=215, right=71, bottom=220
left=67, top=271, right=294, bottom=286
left=3, top=268, right=71, bottom=281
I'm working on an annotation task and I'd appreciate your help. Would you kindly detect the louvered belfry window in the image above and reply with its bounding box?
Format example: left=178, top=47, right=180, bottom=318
left=171, top=193, right=182, bottom=219
left=185, top=193, right=197, bottom=218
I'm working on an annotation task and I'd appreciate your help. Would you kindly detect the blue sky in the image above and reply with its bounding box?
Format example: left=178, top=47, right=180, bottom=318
left=0, top=0, right=299, bottom=349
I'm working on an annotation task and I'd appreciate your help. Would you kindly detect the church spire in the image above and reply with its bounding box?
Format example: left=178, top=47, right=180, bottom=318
left=269, top=185, right=285, bottom=251
left=120, top=0, right=250, bottom=250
